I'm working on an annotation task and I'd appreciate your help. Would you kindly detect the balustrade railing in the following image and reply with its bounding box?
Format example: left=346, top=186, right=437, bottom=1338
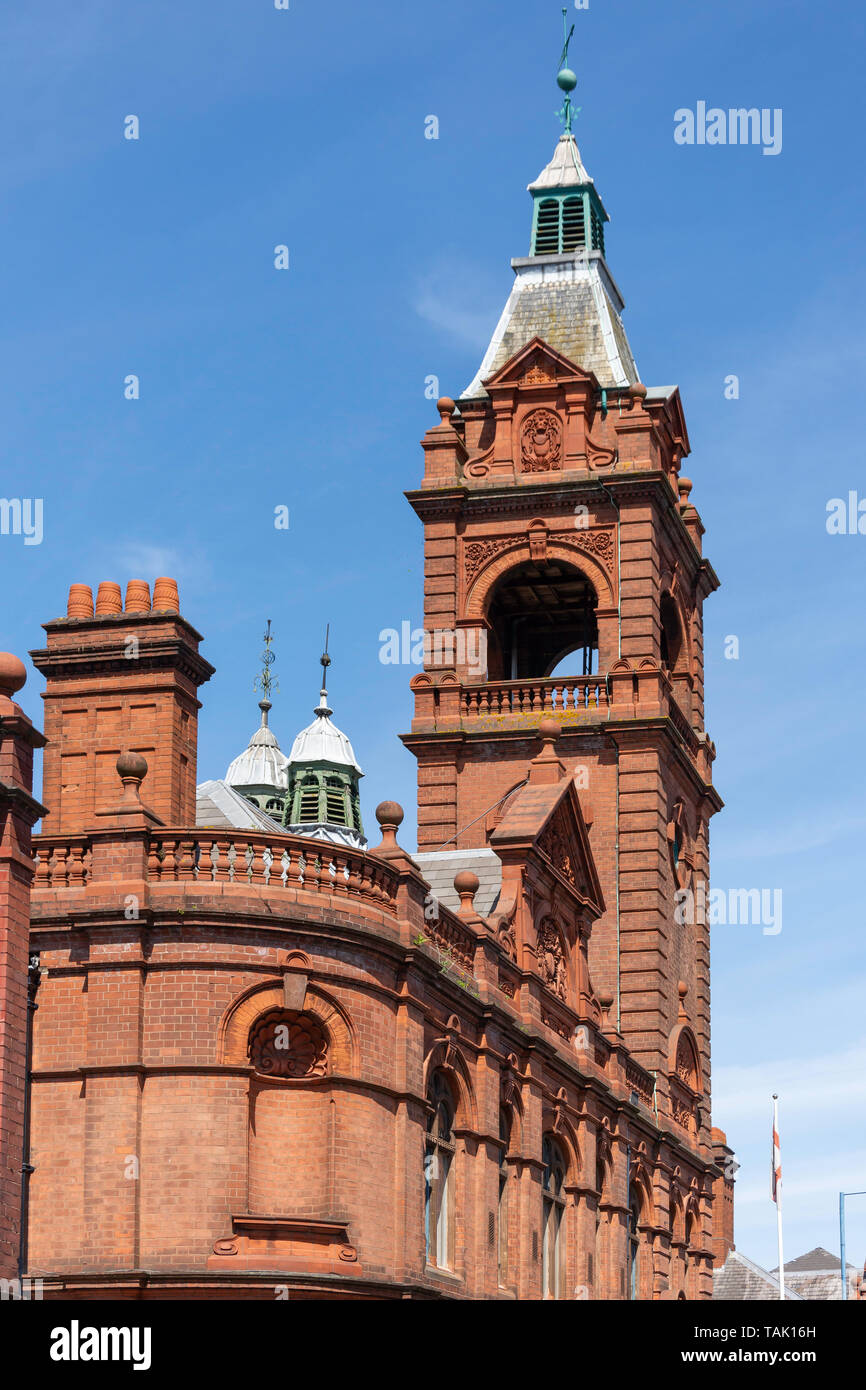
left=460, top=676, right=608, bottom=719
left=33, top=829, right=400, bottom=916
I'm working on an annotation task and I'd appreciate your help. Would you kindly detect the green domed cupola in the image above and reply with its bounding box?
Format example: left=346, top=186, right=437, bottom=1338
left=283, top=641, right=365, bottom=849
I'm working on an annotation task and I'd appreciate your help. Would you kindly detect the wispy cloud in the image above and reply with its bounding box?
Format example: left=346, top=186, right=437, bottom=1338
left=714, top=1043, right=866, bottom=1130
left=412, top=258, right=504, bottom=351
left=109, top=541, right=206, bottom=587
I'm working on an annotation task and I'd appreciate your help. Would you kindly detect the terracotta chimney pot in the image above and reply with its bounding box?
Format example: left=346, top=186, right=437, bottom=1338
left=125, top=580, right=151, bottom=614
left=152, top=577, right=180, bottom=613
left=67, top=584, right=94, bottom=620
left=95, top=581, right=122, bottom=616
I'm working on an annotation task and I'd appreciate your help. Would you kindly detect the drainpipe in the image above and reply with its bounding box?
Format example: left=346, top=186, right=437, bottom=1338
left=601, top=475, right=623, bottom=1031
left=18, top=953, right=40, bottom=1281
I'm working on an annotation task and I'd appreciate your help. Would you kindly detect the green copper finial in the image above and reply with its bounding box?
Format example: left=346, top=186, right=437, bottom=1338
left=253, top=618, right=279, bottom=718
left=556, top=7, right=579, bottom=133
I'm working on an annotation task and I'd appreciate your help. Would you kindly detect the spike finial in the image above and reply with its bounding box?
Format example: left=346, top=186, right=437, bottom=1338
left=316, top=624, right=333, bottom=717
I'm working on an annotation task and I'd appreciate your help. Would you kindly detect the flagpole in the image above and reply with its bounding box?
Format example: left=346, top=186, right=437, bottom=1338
left=773, top=1094, right=785, bottom=1300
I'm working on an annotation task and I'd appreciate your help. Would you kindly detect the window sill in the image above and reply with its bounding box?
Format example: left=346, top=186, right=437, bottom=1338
left=424, top=1264, right=464, bottom=1285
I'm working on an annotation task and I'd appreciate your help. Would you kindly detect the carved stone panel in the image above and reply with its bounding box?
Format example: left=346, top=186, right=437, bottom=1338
left=536, top=917, right=567, bottom=1000
left=520, top=409, right=562, bottom=473
left=248, top=1009, right=329, bottom=1079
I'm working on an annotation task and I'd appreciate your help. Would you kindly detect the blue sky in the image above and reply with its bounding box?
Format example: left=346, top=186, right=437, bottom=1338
left=2, top=0, right=864, bottom=1276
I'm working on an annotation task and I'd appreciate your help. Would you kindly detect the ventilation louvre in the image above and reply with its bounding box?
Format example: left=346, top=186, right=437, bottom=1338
left=561, top=196, right=586, bottom=252
left=534, top=199, right=561, bottom=255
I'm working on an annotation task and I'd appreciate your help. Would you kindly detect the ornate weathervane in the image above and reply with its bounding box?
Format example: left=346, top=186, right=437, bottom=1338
left=253, top=619, right=279, bottom=718
left=556, top=7, right=580, bottom=133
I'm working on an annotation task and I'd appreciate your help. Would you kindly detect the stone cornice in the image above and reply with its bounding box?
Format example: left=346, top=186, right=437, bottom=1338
left=0, top=779, right=47, bottom=824
left=30, top=632, right=215, bottom=690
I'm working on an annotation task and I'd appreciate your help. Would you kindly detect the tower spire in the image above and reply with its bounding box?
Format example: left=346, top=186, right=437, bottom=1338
left=253, top=618, right=278, bottom=727
left=556, top=7, right=579, bottom=134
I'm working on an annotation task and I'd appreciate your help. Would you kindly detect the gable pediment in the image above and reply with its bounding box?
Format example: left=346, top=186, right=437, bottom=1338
left=483, top=336, right=598, bottom=394
left=490, top=774, right=604, bottom=920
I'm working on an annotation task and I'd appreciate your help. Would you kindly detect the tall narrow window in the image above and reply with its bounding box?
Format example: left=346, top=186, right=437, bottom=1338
left=683, top=1212, right=694, bottom=1300
left=424, top=1071, right=455, bottom=1270
left=497, top=1107, right=512, bottom=1287
left=628, top=1194, right=642, bottom=1300
left=542, top=1136, right=567, bottom=1299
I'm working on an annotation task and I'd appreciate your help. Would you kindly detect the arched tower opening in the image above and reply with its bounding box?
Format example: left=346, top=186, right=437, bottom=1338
left=486, top=559, right=599, bottom=680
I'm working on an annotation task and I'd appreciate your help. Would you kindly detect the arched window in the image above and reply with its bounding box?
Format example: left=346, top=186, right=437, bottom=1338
left=628, top=1192, right=642, bottom=1300
left=498, top=1107, right=512, bottom=1287
left=660, top=593, right=684, bottom=672
left=424, top=1071, right=456, bottom=1270
left=684, top=1210, right=696, bottom=1299
left=542, top=1136, right=567, bottom=1299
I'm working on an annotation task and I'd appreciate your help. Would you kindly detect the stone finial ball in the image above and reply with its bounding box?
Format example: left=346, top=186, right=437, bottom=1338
left=598, top=991, right=614, bottom=1009
left=538, top=717, right=560, bottom=742
left=678, top=980, right=688, bottom=999
left=631, top=382, right=648, bottom=400
left=0, top=653, right=27, bottom=696
left=454, top=870, right=479, bottom=897
left=436, top=396, right=455, bottom=422
left=557, top=67, right=578, bottom=93
left=116, top=751, right=148, bottom=782
left=376, top=800, right=404, bottom=827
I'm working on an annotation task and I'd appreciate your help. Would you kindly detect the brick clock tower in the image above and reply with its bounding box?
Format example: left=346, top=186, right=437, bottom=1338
left=403, top=119, right=723, bottom=1132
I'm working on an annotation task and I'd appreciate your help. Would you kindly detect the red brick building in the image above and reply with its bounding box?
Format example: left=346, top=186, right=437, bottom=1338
left=0, top=106, right=733, bottom=1301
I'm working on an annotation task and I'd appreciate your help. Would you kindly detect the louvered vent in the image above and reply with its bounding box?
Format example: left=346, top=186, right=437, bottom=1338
left=325, top=790, right=346, bottom=824
left=299, top=788, right=319, bottom=821
left=561, top=196, right=586, bottom=251
left=534, top=199, right=560, bottom=254
left=591, top=207, right=605, bottom=254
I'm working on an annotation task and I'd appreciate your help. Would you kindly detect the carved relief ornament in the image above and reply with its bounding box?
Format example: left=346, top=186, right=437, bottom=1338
left=520, top=409, right=563, bottom=473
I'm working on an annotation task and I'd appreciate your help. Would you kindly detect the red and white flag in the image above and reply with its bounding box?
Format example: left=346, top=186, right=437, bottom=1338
left=771, top=1101, right=782, bottom=1203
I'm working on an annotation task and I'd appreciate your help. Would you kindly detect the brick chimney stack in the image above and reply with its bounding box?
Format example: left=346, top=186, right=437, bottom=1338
left=30, top=578, right=214, bottom=832
left=0, top=653, right=45, bottom=1282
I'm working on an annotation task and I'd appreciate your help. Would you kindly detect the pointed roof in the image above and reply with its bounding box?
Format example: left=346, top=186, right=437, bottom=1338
left=528, top=133, right=595, bottom=197
left=779, top=1247, right=848, bottom=1273
left=287, top=657, right=363, bottom=776
left=225, top=701, right=289, bottom=791
left=196, top=778, right=286, bottom=831
left=490, top=771, right=605, bottom=919
left=460, top=125, right=638, bottom=400
left=714, top=1250, right=805, bottom=1302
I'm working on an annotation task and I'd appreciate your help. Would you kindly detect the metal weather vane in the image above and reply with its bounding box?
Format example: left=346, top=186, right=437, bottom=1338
left=253, top=618, right=279, bottom=701
left=556, top=8, right=580, bottom=133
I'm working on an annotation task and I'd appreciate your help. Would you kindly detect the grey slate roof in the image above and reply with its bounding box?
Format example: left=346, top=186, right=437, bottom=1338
left=461, top=251, right=638, bottom=399
left=780, top=1246, right=842, bottom=1272
left=771, top=1248, right=861, bottom=1301
left=196, top=779, right=285, bottom=832
left=414, top=848, right=502, bottom=918
left=713, top=1250, right=805, bottom=1301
